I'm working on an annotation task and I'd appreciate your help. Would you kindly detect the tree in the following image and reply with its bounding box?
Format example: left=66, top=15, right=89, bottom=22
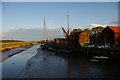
left=72, top=28, right=82, bottom=33
left=70, top=28, right=82, bottom=46
left=91, top=26, right=105, bottom=45
left=91, top=26, right=104, bottom=34
left=84, top=28, right=92, bottom=35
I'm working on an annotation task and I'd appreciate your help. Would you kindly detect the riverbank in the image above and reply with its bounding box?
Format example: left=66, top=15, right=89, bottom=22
left=41, top=43, right=120, bottom=62
left=1, top=45, right=34, bottom=62
left=0, top=41, right=39, bottom=52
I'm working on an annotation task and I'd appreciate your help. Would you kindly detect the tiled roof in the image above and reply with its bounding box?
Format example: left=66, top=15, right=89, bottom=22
left=107, top=26, right=120, bottom=33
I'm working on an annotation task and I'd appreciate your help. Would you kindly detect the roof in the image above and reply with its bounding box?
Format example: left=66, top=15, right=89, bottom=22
left=107, top=26, right=120, bottom=33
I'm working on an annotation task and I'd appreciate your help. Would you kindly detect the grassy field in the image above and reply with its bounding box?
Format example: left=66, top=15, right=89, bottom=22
left=0, top=41, right=39, bottom=52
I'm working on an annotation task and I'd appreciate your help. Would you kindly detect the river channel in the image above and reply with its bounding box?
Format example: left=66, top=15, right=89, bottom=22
left=1, top=44, right=120, bottom=79
left=2, top=44, right=39, bottom=78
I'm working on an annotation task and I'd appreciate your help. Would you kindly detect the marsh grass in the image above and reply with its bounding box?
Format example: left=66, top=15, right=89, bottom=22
left=0, top=41, right=38, bottom=52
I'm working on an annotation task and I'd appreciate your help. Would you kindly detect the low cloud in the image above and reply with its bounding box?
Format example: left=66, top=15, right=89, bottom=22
left=2, top=28, right=64, bottom=41
left=90, top=24, right=106, bottom=28
left=83, top=24, right=106, bottom=29
left=1, top=23, right=114, bottom=41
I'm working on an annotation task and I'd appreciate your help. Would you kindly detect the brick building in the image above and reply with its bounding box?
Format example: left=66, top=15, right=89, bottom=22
left=101, top=26, right=120, bottom=47
left=79, top=31, right=90, bottom=47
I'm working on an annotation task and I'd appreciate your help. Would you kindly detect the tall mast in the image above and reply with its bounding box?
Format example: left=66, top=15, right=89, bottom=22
left=44, top=16, right=48, bottom=42
left=67, top=12, right=70, bottom=35
left=50, top=31, right=52, bottom=41
left=49, top=21, right=52, bottom=41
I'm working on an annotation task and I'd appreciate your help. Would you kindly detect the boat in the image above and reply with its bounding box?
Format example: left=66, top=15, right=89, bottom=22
left=93, top=56, right=109, bottom=59
left=90, top=59, right=99, bottom=62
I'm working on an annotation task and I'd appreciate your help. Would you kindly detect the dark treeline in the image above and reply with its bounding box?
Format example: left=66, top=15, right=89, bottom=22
left=0, top=40, right=25, bottom=42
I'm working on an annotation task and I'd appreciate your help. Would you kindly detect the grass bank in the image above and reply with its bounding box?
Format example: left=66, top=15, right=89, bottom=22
left=0, top=41, right=39, bottom=52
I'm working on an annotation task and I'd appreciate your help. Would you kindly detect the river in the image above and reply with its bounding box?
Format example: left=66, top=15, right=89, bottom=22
left=19, top=47, right=120, bottom=79
left=1, top=44, right=120, bottom=79
left=2, top=44, right=39, bottom=78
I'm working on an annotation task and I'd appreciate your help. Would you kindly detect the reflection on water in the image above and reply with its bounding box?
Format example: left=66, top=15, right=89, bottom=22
left=67, top=55, right=120, bottom=78
left=2, top=45, right=120, bottom=79
left=18, top=48, right=120, bottom=78
left=0, top=63, right=2, bottom=79
left=2, top=45, right=39, bottom=78
left=0, top=51, right=2, bottom=79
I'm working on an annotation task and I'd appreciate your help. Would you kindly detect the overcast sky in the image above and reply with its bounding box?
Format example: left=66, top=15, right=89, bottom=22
left=1, top=2, right=119, bottom=41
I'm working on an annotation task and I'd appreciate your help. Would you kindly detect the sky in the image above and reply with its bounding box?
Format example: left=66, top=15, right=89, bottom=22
left=1, top=2, right=119, bottom=41
left=0, top=2, right=2, bottom=35
left=1, top=0, right=120, bottom=2
left=2, top=2, right=118, bottom=31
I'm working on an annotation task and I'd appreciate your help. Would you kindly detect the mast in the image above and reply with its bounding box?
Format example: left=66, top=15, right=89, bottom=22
left=50, top=31, right=52, bottom=41
left=44, top=16, right=48, bottom=42
left=49, top=21, right=52, bottom=41
left=67, top=12, right=70, bottom=35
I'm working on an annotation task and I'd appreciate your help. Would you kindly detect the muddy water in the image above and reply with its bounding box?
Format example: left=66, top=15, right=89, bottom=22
left=19, top=48, right=120, bottom=79
left=0, top=62, right=2, bottom=79
left=2, top=45, right=39, bottom=78
left=2, top=44, right=120, bottom=79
